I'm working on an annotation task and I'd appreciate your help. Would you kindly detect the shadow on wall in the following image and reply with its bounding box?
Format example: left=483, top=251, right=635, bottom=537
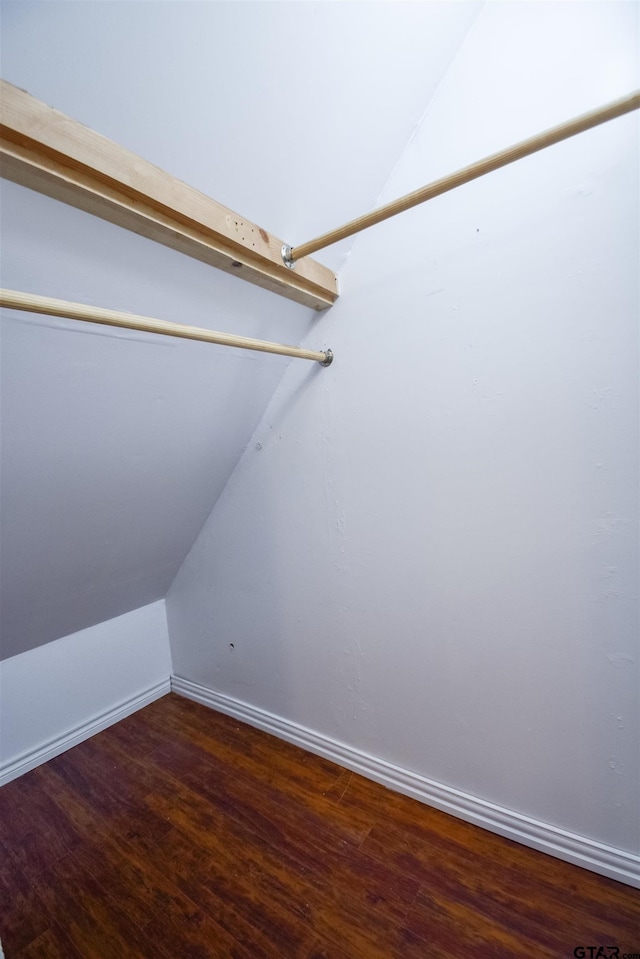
left=0, top=181, right=317, bottom=658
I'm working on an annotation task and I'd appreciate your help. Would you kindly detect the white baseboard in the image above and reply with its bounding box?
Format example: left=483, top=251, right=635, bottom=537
left=0, top=678, right=171, bottom=786
left=172, top=674, right=640, bottom=889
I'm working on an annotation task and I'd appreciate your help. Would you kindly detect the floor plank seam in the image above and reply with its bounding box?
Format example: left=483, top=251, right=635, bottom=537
left=335, top=770, right=353, bottom=804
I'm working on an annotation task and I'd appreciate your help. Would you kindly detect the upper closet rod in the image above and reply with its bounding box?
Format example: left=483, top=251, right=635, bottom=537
left=282, top=90, right=640, bottom=265
left=0, top=290, right=334, bottom=366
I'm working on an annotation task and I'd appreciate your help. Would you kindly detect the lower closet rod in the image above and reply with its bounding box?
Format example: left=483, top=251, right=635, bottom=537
left=0, top=289, right=334, bottom=366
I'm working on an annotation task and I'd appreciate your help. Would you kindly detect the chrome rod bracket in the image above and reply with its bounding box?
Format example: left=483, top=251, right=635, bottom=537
left=281, top=244, right=296, bottom=269
left=320, top=349, right=334, bottom=367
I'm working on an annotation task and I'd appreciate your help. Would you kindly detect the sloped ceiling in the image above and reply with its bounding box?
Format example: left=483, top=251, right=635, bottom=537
left=0, top=0, right=482, bottom=659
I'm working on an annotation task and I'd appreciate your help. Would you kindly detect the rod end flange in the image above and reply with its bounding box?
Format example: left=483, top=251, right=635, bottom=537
left=281, top=244, right=296, bottom=269
left=320, top=349, right=334, bottom=367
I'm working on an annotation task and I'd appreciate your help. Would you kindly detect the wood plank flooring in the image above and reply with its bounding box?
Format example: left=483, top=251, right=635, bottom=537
left=1, top=693, right=638, bottom=958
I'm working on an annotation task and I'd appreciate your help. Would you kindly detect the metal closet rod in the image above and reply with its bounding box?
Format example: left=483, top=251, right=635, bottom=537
left=0, top=289, right=334, bottom=366
left=284, top=90, right=640, bottom=264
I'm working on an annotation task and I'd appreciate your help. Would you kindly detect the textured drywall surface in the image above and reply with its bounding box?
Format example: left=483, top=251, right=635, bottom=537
left=167, top=1, right=640, bottom=854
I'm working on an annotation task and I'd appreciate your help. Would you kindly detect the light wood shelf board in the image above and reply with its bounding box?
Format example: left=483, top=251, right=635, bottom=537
left=0, top=81, right=338, bottom=311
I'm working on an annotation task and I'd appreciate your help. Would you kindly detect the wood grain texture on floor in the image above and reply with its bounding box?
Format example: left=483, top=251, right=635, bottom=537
left=1, top=693, right=638, bottom=957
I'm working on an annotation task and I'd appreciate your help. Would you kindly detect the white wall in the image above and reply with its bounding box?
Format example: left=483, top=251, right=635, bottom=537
left=0, top=600, right=172, bottom=784
left=0, top=0, right=480, bottom=658
left=167, top=0, right=640, bottom=879
left=0, top=188, right=300, bottom=656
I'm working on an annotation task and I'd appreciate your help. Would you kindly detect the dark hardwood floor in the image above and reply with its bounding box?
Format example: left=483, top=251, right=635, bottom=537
left=1, top=693, right=638, bottom=958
